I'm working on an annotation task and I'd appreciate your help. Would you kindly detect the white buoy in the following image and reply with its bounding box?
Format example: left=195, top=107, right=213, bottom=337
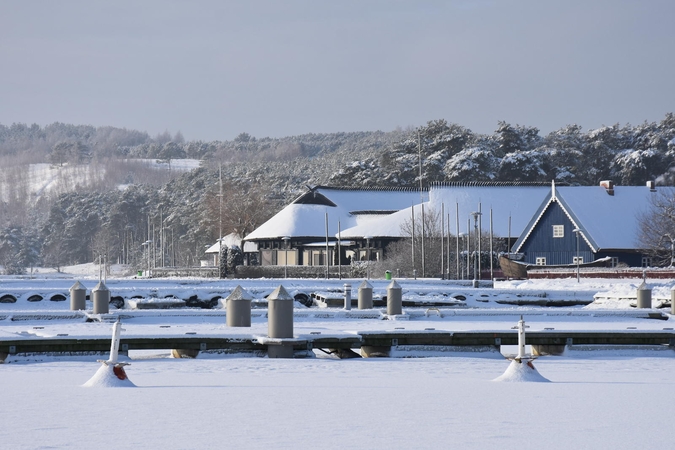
left=494, top=316, right=550, bottom=382
left=83, top=320, right=135, bottom=387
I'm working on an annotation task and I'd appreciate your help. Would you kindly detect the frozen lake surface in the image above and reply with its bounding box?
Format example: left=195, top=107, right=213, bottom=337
left=3, top=268, right=675, bottom=449
left=4, top=352, right=675, bottom=449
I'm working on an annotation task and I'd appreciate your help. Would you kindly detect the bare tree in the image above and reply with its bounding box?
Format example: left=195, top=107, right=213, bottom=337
left=202, top=181, right=278, bottom=241
left=385, top=207, right=449, bottom=278
left=638, top=190, right=675, bottom=266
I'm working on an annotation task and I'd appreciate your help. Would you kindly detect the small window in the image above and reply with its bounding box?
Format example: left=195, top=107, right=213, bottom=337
left=611, top=257, right=619, bottom=268
left=572, top=256, right=584, bottom=264
left=535, top=257, right=546, bottom=266
left=553, top=225, right=564, bottom=238
left=641, top=257, right=651, bottom=268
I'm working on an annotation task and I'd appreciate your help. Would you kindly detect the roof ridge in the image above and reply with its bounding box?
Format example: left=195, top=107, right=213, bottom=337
left=313, top=185, right=428, bottom=192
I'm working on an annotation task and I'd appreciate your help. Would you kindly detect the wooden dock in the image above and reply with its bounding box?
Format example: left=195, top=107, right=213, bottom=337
left=2, top=329, right=675, bottom=361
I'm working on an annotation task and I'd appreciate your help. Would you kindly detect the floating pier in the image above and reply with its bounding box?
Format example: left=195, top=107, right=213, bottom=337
left=2, top=328, right=675, bottom=362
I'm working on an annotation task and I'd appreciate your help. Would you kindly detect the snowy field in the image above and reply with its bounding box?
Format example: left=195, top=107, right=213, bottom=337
left=0, top=159, right=201, bottom=203
left=4, top=352, right=675, bottom=449
left=2, top=265, right=675, bottom=449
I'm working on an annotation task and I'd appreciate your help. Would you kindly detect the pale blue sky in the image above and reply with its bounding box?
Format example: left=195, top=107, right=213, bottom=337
left=1, top=0, right=673, bottom=141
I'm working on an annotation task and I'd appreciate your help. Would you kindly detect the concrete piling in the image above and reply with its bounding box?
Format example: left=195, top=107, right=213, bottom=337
left=637, top=281, right=652, bottom=309
left=69, top=281, right=87, bottom=311
left=268, top=285, right=293, bottom=339
left=92, top=281, right=110, bottom=314
left=226, top=285, right=252, bottom=327
left=343, top=283, right=352, bottom=310
left=267, top=285, right=294, bottom=358
left=386, top=280, right=402, bottom=316
left=358, top=280, right=373, bottom=309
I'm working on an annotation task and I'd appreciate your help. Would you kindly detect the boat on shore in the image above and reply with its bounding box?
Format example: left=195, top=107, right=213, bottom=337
left=499, top=255, right=613, bottom=279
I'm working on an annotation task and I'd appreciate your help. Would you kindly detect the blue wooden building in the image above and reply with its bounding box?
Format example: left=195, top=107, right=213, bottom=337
left=512, top=181, right=671, bottom=268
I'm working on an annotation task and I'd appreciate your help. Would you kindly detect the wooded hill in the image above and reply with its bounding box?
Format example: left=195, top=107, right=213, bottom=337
left=1, top=114, right=674, bottom=274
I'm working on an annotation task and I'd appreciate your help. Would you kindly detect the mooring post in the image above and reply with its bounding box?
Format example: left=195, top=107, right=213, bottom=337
left=268, top=285, right=293, bottom=338
left=387, top=280, right=402, bottom=316
left=637, top=279, right=652, bottom=309
left=69, top=281, right=87, bottom=311
left=226, top=285, right=252, bottom=327
left=343, top=283, right=352, bottom=310
left=108, top=320, right=122, bottom=364
left=516, top=316, right=526, bottom=361
left=267, top=285, right=294, bottom=358
left=92, top=281, right=110, bottom=314
left=358, top=280, right=373, bottom=309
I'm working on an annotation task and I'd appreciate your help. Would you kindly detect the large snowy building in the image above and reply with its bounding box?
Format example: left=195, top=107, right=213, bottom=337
left=242, top=186, right=426, bottom=267
left=239, top=182, right=665, bottom=271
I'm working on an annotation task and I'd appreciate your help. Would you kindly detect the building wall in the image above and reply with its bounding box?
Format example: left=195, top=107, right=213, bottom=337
left=595, top=251, right=647, bottom=268
left=519, top=202, right=650, bottom=267
left=520, top=202, right=592, bottom=265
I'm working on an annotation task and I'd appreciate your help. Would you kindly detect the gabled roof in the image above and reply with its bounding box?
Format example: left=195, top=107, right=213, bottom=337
left=205, top=232, right=243, bottom=253
left=513, top=185, right=674, bottom=252
left=339, top=184, right=550, bottom=239
left=244, top=186, right=426, bottom=241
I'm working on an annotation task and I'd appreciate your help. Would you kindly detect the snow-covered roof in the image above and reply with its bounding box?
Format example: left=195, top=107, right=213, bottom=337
left=514, top=185, right=675, bottom=252
left=339, top=185, right=550, bottom=239
left=205, top=232, right=243, bottom=253
left=556, top=185, right=669, bottom=250
left=244, top=187, right=426, bottom=240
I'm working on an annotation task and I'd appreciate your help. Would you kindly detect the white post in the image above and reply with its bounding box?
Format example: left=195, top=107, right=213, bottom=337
left=489, top=208, right=494, bottom=281
left=517, top=316, right=526, bottom=361
left=573, top=227, right=581, bottom=283
left=455, top=203, right=460, bottom=279
left=338, top=221, right=342, bottom=280
left=344, top=283, right=352, bottom=310
left=108, top=320, right=122, bottom=364
left=325, top=212, right=329, bottom=279
left=441, top=202, right=445, bottom=279
left=282, top=236, right=290, bottom=279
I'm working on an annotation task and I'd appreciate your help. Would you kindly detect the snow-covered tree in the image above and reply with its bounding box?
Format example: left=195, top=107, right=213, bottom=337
left=443, top=146, right=498, bottom=182
left=219, top=246, right=228, bottom=278
left=638, top=190, right=675, bottom=266
left=497, top=149, right=551, bottom=182
left=611, top=148, right=664, bottom=185
left=227, top=245, right=243, bottom=273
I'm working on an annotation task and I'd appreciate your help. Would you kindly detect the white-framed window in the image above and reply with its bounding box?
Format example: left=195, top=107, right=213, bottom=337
left=553, top=225, right=564, bottom=238
left=611, top=257, right=619, bottom=268
left=535, top=257, right=546, bottom=266
left=641, top=257, right=651, bottom=268
left=572, top=256, right=584, bottom=264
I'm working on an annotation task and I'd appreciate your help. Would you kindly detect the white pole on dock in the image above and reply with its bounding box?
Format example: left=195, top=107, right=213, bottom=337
left=108, top=320, right=122, bottom=364
left=516, top=315, right=527, bottom=361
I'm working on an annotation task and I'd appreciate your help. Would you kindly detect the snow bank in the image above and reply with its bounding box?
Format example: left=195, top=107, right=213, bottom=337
left=83, top=364, right=136, bottom=388
left=493, top=359, right=550, bottom=382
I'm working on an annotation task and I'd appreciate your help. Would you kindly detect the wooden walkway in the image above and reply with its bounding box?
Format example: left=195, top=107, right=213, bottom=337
left=2, top=329, right=675, bottom=360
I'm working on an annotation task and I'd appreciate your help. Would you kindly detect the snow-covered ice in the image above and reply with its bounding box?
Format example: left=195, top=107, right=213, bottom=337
left=3, top=354, right=675, bottom=449
left=2, top=267, right=675, bottom=449
left=82, top=363, right=136, bottom=388
left=493, top=359, right=551, bottom=382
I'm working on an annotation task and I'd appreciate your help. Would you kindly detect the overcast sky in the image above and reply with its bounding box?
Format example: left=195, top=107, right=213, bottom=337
left=1, top=0, right=674, bottom=141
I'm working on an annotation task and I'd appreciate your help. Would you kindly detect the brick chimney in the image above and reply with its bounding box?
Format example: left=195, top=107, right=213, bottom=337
left=646, top=180, right=656, bottom=191
left=599, top=180, right=614, bottom=196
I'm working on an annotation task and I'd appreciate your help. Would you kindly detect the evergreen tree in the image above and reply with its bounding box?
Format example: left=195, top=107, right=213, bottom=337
left=219, top=246, right=228, bottom=278
left=227, top=246, right=243, bottom=273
